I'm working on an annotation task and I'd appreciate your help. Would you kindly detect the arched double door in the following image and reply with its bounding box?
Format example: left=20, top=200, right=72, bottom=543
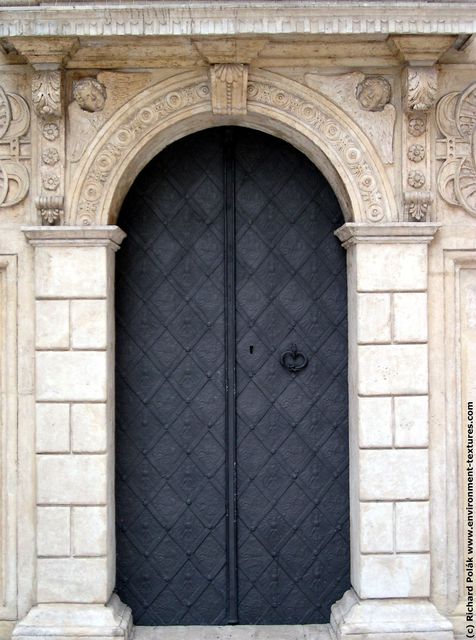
left=115, top=127, right=350, bottom=626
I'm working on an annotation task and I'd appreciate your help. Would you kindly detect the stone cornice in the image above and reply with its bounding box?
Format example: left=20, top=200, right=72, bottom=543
left=335, top=222, right=441, bottom=247
left=0, top=3, right=475, bottom=38
left=22, top=225, right=126, bottom=249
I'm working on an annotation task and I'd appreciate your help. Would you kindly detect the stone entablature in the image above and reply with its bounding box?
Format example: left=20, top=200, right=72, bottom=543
left=0, top=3, right=474, bottom=640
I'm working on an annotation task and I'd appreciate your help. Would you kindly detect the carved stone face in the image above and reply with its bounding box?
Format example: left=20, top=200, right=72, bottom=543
left=356, top=76, right=391, bottom=112
left=73, top=78, right=107, bottom=113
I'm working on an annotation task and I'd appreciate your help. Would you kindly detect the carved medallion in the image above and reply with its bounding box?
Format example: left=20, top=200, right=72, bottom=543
left=355, top=75, right=391, bottom=112
left=305, top=72, right=395, bottom=164
left=73, top=78, right=107, bottom=113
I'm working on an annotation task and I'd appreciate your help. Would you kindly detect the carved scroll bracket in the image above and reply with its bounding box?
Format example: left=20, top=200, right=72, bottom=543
left=210, top=63, right=248, bottom=116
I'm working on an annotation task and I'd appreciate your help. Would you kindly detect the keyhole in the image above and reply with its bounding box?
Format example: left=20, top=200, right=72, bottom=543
left=249, top=345, right=254, bottom=354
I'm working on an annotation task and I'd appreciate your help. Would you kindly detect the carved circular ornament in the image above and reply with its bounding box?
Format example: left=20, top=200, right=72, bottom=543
left=42, top=172, right=60, bottom=191
left=408, top=115, right=427, bottom=137
left=408, top=170, right=426, bottom=189
left=407, top=144, right=425, bottom=163
left=42, top=148, right=60, bottom=165
left=42, top=122, right=59, bottom=141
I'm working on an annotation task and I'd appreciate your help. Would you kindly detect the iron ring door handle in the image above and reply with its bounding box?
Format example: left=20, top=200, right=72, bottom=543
left=280, top=343, right=308, bottom=373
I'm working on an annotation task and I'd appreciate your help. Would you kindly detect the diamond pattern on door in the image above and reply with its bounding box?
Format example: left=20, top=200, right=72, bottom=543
left=115, top=127, right=349, bottom=626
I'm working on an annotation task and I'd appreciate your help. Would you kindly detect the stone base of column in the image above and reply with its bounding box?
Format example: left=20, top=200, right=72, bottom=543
left=330, top=590, right=454, bottom=640
left=12, top=595, right=132, bottom=640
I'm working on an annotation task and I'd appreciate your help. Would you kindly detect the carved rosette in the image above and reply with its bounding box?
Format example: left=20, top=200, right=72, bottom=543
left=33, top=70, right=64, bottom=224
left=436, top=82, right=476, bottom=217
left=402, top=66, right=436, bottom=221
left=0, top=85, right=30, bottom=208
left=210, top=63, right=248, bottom=115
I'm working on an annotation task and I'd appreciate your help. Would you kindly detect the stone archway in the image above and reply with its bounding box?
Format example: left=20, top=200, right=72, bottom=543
left=14, top=65, right=453, bottom=640
left=68, top=69, right=398, bottom=227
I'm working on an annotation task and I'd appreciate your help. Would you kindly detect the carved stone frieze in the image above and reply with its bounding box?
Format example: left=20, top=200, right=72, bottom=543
left=403, top=66, right=438, bottom=112
left=70, top=71, right=396, bottom=226
left=32, top=71, right=61, bottom=119
left=304, top=72, right=395, bottom=164
left=0, top=84, right=30, bottom=207
left=404, top=191, right=433, bottom=221
left=436, top=82, right=476, bottom=217
left=210, top=63, right=248, bottom=115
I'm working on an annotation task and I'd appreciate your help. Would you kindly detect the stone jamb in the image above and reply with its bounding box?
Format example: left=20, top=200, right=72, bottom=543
left=428, top=226, right=476, bottom=637
left=0, top=255, right=18, bottom=622
left=14, top=226, right=132, bottom=640
left=331, top=222, right=452, bottom=640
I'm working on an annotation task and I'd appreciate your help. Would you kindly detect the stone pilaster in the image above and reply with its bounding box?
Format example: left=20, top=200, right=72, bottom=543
left=13, top=226, right=132, bottom=640
left=330, top=223, right=453, bottom=640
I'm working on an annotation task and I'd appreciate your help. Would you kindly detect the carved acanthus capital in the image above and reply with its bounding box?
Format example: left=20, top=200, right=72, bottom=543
left=403, top=66, right=438, bottom=112
left=210, top=63, right=248, bottom=115
left=32, top=71, right=62, bottom=119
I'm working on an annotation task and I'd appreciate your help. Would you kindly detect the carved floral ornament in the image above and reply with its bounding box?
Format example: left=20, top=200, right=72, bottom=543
left=71, top=71, right=395, bottom=226
left=436, top=82, right=476, bottom=217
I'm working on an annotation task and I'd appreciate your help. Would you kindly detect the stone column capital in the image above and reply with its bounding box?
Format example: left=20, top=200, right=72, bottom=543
left=335, top=222, right=441, bottom=248
left=22, top=225, right=126, bottom=251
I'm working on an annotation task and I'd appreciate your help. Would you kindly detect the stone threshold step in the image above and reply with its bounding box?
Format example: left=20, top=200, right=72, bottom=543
left=134, top=625, right=332, bottom=640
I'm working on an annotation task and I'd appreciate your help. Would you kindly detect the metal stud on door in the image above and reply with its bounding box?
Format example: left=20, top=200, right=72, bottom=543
left=115, top=127, right=350, bottom=626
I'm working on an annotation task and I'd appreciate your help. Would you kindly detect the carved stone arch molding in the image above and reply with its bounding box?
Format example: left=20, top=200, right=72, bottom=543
left=68, top=69, right=398, bottom=226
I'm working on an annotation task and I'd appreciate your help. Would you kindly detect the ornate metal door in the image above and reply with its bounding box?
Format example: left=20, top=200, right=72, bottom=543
left=115, top=127, right=349, bottom=626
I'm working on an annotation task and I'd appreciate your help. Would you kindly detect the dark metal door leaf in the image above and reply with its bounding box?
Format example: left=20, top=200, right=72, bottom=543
left=115, top=127, right=350, bottom=626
